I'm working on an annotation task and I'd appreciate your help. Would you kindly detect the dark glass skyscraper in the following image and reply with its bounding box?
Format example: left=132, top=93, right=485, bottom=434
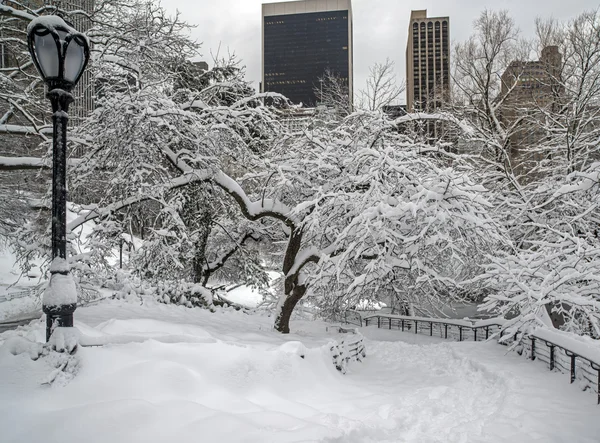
left=262, top=0, right=353, bottom=108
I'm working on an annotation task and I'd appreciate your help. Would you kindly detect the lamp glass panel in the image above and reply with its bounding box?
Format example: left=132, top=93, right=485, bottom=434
left=33, top=32, right=59, bottom=78
left=64, top=39, right=85, bottom=83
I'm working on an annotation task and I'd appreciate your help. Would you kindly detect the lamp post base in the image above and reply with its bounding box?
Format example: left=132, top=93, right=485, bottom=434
left=44, top=303, right=77, bottom=343
left=43, top=259, right=78, bottom=342
left=43, top=303, right=77, bottom=342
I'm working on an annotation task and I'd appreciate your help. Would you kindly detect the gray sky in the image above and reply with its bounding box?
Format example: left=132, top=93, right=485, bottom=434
left=161, top=0, right=599, bottom=99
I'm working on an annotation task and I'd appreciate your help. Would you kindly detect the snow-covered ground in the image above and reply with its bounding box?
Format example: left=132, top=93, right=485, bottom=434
left=0, top=298, right=598, bottom=443
left=225, top=270, right=281, bottom=308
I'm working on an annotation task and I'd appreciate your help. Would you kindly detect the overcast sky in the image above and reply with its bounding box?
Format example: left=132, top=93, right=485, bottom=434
left=160, top=0, right=599, bottom=99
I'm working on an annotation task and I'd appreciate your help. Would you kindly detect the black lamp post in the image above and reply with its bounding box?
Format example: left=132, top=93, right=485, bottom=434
left=27, top=16, right=90, bottom=342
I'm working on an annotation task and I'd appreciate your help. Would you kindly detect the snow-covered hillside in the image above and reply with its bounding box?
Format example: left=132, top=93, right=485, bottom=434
left=0, top=299, right=598, bottom=442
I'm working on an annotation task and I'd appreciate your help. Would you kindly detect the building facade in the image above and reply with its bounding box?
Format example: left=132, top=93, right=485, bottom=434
left=499, top=46, right=564, bottom=176
left=406, top=10, right=450, bottom=113
left=261, top=0, right=353, bottom=108
left=50, top=0, right=95, bottom=126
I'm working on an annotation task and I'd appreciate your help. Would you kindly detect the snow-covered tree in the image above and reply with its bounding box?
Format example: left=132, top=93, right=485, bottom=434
left=2, top=0, right=276, bottom=294
left=481, top=163, right=600, bottom=337
left=254, top=112, right=501, bottom=329
left=476, top=11, right=600, bottom=338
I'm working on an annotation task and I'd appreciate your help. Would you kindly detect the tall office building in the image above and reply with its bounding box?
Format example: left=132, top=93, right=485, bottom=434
left=406, top=10, right=449, bottom=113
left=261, top=0, right=353, bottom=108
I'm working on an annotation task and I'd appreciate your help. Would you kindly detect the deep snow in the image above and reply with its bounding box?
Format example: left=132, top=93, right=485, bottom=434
left=0, top=298, right=598, bottom=443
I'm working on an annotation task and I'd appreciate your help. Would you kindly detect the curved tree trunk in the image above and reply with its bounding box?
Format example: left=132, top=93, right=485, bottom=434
left=274, top=228, right=305, bottom=333
left=274, top=283, right=306, bottom=333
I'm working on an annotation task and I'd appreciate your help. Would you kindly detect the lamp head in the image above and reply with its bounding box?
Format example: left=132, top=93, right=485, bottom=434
left=27, top=15, right=90, bottom=92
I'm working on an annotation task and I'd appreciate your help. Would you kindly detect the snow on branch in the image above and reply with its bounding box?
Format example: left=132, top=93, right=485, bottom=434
left=203, top=231, right=261, bottom=274
left=0, top=124, right=52, bottom=136
left=393, top=113, right=475, bottom=136
left=67, top=170, right=211, bottom=232
left=0, top=4, right=36, bottom=21
left=161, top=143, right=298, bottom=227
left=0, top=156, right=81, bottom=171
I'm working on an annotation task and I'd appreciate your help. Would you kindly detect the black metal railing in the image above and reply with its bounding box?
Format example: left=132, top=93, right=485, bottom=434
left=362, top=314, right=503, bottom=342
left=0, top=284, right=101, bottom=305
left=0, top=285, right=44, bottom=303
left=516, top=330, right=600, bottom=405
left=355, top=312, right=600, bottom=405
left=342, top=310, right=363, bottom=327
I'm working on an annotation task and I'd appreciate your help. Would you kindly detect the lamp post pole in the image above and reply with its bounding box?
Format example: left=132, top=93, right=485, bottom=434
left=45, top=88, right=76, bottom=341
left=27, top=16, right=90, bottom=343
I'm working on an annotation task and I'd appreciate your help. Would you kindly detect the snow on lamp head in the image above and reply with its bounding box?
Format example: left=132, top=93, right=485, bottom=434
left=27, top=15, right=90, bottom=92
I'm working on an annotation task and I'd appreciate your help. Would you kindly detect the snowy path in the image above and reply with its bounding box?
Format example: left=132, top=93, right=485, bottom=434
left=0, top=301, right=598, bottom=442
left=348, top=328, right=600, bottom=442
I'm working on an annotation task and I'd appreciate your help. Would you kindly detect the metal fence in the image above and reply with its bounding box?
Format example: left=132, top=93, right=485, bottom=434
left=355, top=312, right=600, bottom=405
left=342, top=310, right=363, bottom=327
left=363, top=314, right=502, bottom=342
left=0, top=284, right=101, bottom=305
left=0, top=286, right=44, bottom=303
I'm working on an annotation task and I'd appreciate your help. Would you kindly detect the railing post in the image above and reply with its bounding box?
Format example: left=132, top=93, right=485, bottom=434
left=459, top=326, right=463, bottom=342
left=377, top=316, right=381, bottom=328
left=590, top=362, right=600, bottom=405
left=474, top=328, right=478, bottom=341
left=548, top=344, right=555, bottom=371
left=401, top=319, right=405, bottom=331
left=485, top=326, right=489, bottom=340
left=444, top=324, right=448, bottom=339
left=415, top=320, right=418, bottom=334
left=430, top=322, right=433, bottom=336
left=389, top=317, right=392, bottom=329
left=565, top=350, right=576, bottom=384
left=530, top=337, right=536, bottom=361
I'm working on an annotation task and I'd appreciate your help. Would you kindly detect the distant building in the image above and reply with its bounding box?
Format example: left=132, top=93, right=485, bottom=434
left=406, top=10, right=450, bottom=114
left=50, top=0, right=95, bottom=126
left=261, top=0, right=353, bottom=108
left=499, top=46, right=564, bottom=176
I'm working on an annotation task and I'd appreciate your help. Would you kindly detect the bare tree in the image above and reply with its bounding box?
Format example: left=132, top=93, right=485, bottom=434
left=357, top=58, right=405, bottom=111
left=532, top=10, right=600, bottom=175
left=534, top=16, right=562, bottom=55
left=314, top=68, right=351, bottom=117
left=452, top=10, right=534, bottom=184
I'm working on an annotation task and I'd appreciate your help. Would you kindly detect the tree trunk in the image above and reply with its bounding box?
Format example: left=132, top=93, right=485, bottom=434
left=274, top=284, right=306, bottom=333
left=181, top=182, right=212, bottom=284
left=191, top=211, right=211, bottom=284
left=274, top=227, right=305, bottom=333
